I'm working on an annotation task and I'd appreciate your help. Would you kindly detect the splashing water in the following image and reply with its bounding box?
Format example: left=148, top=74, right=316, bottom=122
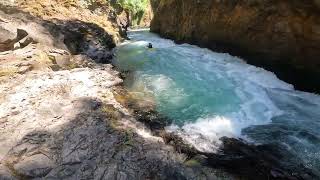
left=114, top=30, right=320, bottom=175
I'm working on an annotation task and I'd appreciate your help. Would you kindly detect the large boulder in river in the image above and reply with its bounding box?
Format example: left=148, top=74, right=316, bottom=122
left=151, top=0, right=320, bottom=93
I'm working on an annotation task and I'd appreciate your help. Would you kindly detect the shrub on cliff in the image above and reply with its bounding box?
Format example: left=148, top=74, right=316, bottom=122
left=115, top=0, right=149, bottom=26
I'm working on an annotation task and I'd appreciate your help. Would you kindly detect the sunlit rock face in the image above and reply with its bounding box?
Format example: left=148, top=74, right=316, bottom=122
left=151, top=0, right=320, bottom=93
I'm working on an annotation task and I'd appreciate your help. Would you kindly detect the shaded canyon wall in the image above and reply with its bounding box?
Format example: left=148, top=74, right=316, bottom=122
left=151, top=0, right=320, bottom=93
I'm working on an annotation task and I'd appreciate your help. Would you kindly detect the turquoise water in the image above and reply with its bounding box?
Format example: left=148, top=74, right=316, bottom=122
left=114, top=30, right=320, bottom=175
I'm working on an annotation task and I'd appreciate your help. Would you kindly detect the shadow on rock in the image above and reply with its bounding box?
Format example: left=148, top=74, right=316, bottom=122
left=205, top=137, right=317, bottom=180
left=0, top=4, right=119, bottom=64
left=41, top=19, right=115, bottom=64
left=1, top=97, right=226, bottom=179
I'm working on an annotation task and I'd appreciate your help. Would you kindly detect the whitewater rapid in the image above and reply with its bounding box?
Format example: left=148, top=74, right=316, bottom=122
left=114, top=30, right=320, bottom=175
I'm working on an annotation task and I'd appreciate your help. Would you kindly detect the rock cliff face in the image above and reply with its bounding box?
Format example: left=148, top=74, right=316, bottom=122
left=14, top=0, right=131, bottom=43
left=151, top=0, right=320, bottom=93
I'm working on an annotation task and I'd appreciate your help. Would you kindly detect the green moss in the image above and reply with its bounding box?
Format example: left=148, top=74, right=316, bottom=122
left=124, top=130, right=135, bottom=146
left=65, top=63, right=79, bottom=70
left=101, top=104, right=123, bottom=121
left=184, top=159, right=201, bottom=167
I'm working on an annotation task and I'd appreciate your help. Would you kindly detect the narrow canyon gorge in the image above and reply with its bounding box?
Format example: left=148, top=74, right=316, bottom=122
left=1, top=0, right=320, bottom=180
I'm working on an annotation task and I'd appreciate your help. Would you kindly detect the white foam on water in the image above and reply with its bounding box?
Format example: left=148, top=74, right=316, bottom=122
left=168, top=96, right=282, bottom=153
left=146, top=74, right=174, bottom=92
left=121, top=31, right=292, bottom=152
left=153, top=43, right=290, bottom=152
left=169, top=73, right=287, bottom=151
left=128, top=28, right=150, bottom=32
left=129, top=73, right=188, bottom=108
left=167, top=116, right=234, bottom=152
left=127, top=31, right=177, bottom=49
left=118, top=31, right=320, bottom=167
left=176, top=45, right=294, bottom=90
left=225, top=61, right=294, bottom=90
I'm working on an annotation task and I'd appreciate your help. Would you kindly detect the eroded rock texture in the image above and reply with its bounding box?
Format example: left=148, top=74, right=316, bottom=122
left=151, top=0, right=320, bottom=93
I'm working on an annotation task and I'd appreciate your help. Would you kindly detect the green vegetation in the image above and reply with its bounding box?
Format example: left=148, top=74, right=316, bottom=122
left=67, top=0, right=150, bottom=26
left=117, top=0, right=148, bottom=15
left=116, top=0, right=149, bottom=25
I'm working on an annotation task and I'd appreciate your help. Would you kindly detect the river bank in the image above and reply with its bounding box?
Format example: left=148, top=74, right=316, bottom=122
left=113, top=30, right=320, bottom=180
left=0, top=3, right=235, bottom=179
left=112, top=85, right=316, bottom=180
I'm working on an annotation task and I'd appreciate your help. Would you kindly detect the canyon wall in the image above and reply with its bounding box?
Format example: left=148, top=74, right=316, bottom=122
left=151, top=0, right=320, bottom=93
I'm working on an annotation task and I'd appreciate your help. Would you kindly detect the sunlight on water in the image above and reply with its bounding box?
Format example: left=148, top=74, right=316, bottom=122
left=114, top=30, right=320, bottom=175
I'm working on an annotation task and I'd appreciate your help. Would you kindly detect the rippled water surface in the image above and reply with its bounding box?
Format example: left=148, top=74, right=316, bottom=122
left=114, top=30, right=320, bottom=175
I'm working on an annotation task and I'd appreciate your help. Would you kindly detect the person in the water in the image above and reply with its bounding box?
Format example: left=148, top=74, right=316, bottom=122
left=147, top=43, right=153, bottom=48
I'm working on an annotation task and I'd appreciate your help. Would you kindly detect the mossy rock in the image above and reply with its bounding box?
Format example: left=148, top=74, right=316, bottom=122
left=184, top=159, right=201, bottom=167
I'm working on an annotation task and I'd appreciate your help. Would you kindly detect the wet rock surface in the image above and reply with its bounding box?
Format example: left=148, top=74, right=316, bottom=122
left=205, top=138, right=317, bottom=180
left=151, top=0, right=320, bottom=93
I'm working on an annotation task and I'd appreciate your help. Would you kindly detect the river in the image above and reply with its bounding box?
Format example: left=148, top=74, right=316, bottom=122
left=113, top=30, right=320, bottom=176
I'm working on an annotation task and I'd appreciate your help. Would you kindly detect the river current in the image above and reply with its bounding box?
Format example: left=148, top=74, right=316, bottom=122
left=114, top=30, right=320, bottom=175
